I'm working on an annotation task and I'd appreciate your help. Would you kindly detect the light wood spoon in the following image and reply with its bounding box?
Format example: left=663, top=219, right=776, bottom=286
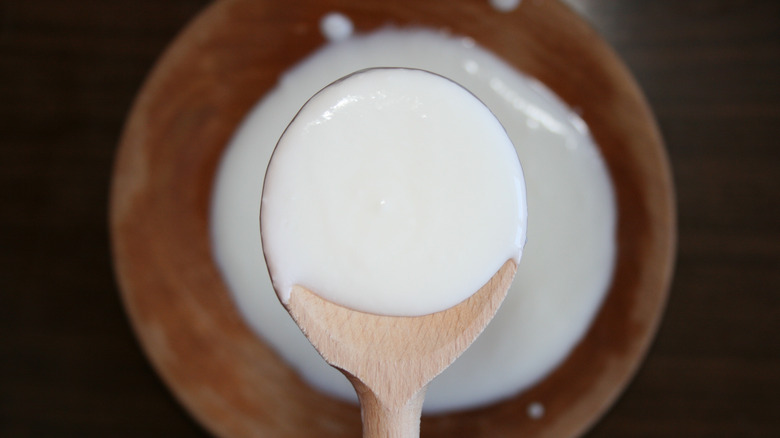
left=277, top=259, right=517, bottom=438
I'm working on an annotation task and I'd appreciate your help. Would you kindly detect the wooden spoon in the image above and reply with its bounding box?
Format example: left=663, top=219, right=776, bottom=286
left=278, top=259, right=517, bottom=438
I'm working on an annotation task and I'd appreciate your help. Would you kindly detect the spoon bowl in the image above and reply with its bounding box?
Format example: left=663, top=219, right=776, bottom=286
left=283, top=260, right=516, bottom=437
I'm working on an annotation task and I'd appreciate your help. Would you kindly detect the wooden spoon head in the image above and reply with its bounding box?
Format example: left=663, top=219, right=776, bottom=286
left=284, top=259, right=517, bottom=409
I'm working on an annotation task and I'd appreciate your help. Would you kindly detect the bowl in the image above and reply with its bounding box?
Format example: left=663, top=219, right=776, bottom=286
left=110, top=0, right=676, bottom=436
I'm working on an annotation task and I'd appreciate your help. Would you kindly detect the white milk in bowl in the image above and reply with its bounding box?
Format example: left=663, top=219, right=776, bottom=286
left=210, top=26, right=615, bottom=414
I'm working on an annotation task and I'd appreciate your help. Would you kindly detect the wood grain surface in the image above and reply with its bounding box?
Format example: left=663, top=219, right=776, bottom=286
left=283, top=261, right=516, bottom=438
left=1, top=1, right=778, bottom=437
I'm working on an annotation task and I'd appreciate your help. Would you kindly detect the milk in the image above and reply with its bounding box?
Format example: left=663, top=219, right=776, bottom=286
left=210, top=27, right=615, bottom=413
left=261, top=68, right=526, bottom=316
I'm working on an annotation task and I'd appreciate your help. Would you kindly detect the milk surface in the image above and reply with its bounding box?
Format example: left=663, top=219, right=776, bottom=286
left=210, top=28, right=616, bottom=413
left=261, top=68, right=526, bottom=316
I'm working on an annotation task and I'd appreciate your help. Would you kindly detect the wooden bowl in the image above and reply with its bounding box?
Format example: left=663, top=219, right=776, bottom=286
left=110, top=0, right=676, bottom=436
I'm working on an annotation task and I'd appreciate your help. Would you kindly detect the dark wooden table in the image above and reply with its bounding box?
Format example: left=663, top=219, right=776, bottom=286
left=1, top=1, right=778, bottom=436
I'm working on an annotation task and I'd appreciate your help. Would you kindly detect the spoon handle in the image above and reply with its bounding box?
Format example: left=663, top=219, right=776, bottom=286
left=350, top=377, right=426, bottom=438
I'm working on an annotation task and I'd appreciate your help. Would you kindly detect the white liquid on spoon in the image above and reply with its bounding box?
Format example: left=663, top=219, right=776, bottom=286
left=261, top=68, right=526, bottom=316
left=211, top=28, right=616, bottom=413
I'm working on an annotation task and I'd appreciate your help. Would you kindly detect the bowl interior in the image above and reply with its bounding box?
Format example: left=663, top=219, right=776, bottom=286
left=110, top=0, right=675, bottom=437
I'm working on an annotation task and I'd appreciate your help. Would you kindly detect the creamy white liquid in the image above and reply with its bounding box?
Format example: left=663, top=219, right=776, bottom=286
left=211, top=28, right=616, bottom=413
left=261, top=68, right=526, bottom=316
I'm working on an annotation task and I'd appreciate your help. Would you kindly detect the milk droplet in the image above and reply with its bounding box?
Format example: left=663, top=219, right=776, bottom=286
left=527, top=401, right=545, bottom=419
left=320, top=12, right=353, bottom=42
left=490, top=0, right=522, bottom=13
